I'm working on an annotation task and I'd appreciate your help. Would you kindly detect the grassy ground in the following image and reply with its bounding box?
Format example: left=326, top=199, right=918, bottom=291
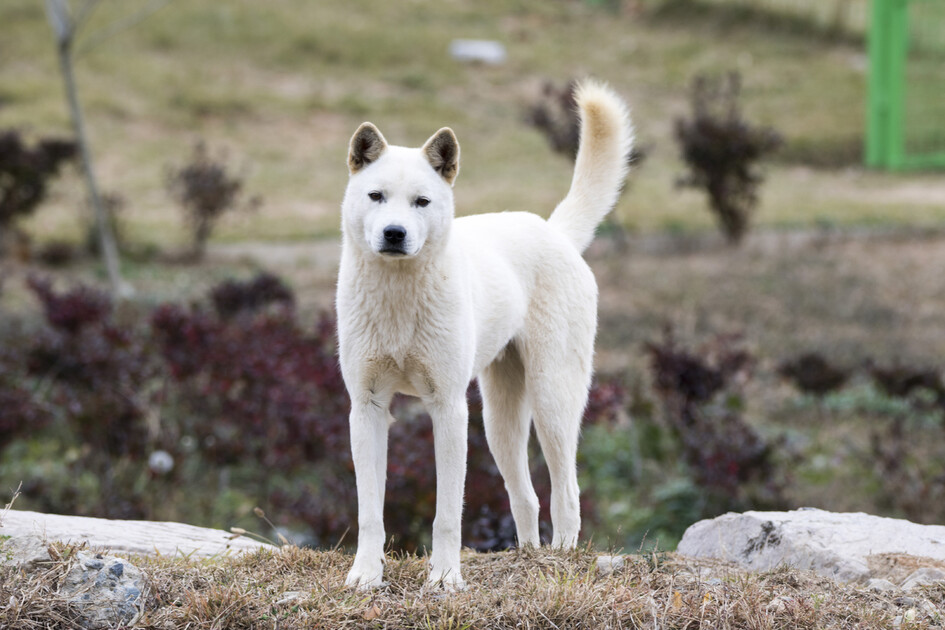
left=2, top=0, right=944, bottom=250
left=3, top=543, right=940, bottom=629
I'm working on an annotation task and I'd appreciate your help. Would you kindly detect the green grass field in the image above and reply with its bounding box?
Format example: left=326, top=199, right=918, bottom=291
left=2, top=0, right=944, bottom=249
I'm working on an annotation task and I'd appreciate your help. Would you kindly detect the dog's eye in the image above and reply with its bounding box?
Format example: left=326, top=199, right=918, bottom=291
left=415, top=196, right=431, bottom=208
left=368, top=191, right=384, bottom=202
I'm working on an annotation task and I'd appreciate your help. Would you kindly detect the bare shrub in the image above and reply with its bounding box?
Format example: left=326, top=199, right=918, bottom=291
left=674, top=72, right=782, bottom=244
left=0, top=130, right=76, bottom=255
left=526, top=78, right=645, bottom=165
left=166, top=143, right=261, bottom=261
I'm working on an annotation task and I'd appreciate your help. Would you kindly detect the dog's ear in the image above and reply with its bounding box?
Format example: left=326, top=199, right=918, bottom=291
left=421, top=127, right=460, bottom=186
left=348, top=123, right=388, bottom=175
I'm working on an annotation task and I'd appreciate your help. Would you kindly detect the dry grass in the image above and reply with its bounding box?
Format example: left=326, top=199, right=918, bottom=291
left=3, top=544, right=940, bottom=629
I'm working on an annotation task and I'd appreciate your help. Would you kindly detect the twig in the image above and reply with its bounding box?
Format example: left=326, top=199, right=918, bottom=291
left=1, top=482, right=23, bottom=526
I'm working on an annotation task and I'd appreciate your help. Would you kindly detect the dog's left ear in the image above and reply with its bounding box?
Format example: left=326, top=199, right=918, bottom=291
left=422, top=128, right=460, bottom=186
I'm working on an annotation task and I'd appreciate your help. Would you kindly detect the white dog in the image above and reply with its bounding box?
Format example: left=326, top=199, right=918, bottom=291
left=336, top=80, right=632, bottom=590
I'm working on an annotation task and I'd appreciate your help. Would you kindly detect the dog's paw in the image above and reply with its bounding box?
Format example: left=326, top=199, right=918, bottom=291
left=345, top=560, right=385, bottom=590
left=426, top=568, right=466, bottom=592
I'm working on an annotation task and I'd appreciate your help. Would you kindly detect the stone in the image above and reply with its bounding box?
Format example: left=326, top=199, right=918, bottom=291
left=676, top=509, right=945, bottom=584
left=1, top=534, right=52, bottom=571
left=596, top=555, right=625, bottom=576
left=766, top=595, right=794, bottom=613
left=448, top=39, right=507, bottom=65
left=0, top=509, right=274, bottom=558
left=866, top=578, right=898, bottom=593
left=60, top=551, right=145, bottom=629
left=901, top=567, right=945, bottom=591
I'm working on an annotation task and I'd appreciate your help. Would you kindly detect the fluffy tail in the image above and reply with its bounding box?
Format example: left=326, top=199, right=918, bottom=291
left=547, top=80, right=633, bottom=253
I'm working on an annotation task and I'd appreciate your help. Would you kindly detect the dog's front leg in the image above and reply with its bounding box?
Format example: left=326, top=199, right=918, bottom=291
left=345, top=401, right=389, bottom=589
left=427, top=394, right=468, bottom=591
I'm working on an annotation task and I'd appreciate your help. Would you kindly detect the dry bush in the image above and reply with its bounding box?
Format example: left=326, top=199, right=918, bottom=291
left=166, top=142, right=261, bottom=261
left=675, top=72, right=782, bottom=244
left=526, top=79, right=645, bottom=166
left=0, top=130, right=76, bottom=256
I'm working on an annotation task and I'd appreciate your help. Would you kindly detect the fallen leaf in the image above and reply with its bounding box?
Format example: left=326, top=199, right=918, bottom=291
left=362, top=603, right=382, bottom=621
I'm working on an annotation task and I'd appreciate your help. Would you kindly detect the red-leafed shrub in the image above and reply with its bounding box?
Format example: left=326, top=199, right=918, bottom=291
left=152, top=304, right=347, bottom=469
left=25, top=277, right=153, bottom=461
left=27, top=275, right=111, bottom=334
left=646, top=329, right=785, bottom=510
left=0, top=131, right=77, bottom=236
left=2, top=271, right=625, bottom=550
left=0, top=371, right=51, bottom=452
left=209, top=272, right=295, bottom=320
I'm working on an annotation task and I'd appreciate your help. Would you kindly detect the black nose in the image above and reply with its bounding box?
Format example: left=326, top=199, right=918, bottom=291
left=383, top=225, right=407, bottom=245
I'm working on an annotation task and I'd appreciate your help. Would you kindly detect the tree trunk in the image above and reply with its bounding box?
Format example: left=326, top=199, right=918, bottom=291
left=55, top=37, right=128, bottom=296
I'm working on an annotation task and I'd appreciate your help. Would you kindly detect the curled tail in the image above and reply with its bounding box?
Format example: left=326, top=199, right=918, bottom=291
left=547, top=80, right=633, bottom=253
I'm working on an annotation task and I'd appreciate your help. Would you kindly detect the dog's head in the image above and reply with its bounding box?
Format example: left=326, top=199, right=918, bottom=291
left=341, top=123, right=460, bottom=260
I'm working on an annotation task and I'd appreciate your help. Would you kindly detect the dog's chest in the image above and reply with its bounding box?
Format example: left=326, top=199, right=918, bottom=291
left=339, top=264, right=466, bottom=396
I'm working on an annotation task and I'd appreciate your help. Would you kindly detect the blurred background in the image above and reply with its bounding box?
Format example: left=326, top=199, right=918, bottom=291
left=1, top=0, right=944, bottom=552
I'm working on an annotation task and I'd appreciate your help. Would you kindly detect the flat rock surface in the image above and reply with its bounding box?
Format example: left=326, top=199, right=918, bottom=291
left=0, top=510, right=273, bottom=558
left=676, top=508, right=945, bottom=585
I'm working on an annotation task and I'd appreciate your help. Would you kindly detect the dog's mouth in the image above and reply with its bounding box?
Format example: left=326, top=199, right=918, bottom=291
left=378, top=247, right=409, bottom=257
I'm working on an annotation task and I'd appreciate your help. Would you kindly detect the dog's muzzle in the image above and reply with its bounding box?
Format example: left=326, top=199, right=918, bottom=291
left=379, top=225, right=408, bottom=255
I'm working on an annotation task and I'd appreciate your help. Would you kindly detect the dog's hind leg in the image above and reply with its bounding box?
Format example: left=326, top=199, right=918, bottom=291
left=480, top=343, right=540, bottom=547
left=522, top=305, right=594, bottom=550
left=529, top=376, right=586, bottom=548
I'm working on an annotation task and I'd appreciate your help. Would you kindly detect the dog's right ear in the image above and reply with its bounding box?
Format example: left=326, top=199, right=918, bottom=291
left=348, top=123, right=388, bottom=175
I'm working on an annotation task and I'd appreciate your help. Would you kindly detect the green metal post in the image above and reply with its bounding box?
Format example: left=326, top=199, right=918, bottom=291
left=886, top=0, right=909, bottom=170
left=866, top=0, right=891, bottom=168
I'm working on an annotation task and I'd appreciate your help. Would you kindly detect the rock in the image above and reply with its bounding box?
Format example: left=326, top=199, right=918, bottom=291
left=1, top=534, right=52, bottom=570
left=449, top=39, right=507, bottom=65
left=596, top=555, right=625, bottom=576
left=893, top=608, right=918, bottom=628
left=766, top=594, right=793, bottom=613
left=0, top=510, right=274, bottom=558
left=901, top=567, right=945, bottom=591
left=676, top=509, right=945, bottom=584
left=866, top=578, right=898, bottom=593
left=60, top=551, right=145, bottom=629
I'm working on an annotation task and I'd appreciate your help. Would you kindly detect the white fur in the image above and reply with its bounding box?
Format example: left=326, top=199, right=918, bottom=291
left=337, top=80, right=633, bottom=590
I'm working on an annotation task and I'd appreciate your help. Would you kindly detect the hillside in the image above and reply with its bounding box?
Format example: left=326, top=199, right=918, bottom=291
left=2, top=0, right=944, bottom=249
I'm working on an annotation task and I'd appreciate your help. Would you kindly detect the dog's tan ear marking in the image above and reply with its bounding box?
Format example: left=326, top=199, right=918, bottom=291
left=422, top=127, right=460, bottom=186
left=348, top=123, right=388, bottom=175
